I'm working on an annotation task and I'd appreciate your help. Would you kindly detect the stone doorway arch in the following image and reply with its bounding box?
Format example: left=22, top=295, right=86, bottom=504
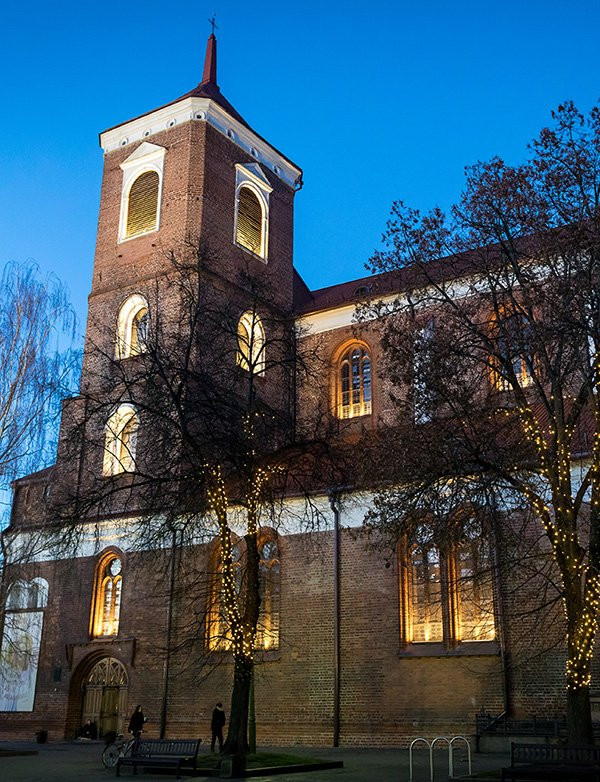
left=81, top=656, right=129, bottom=738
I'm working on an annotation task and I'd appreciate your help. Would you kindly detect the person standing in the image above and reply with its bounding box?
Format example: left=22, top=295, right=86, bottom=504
left=128, top=705, right=146, bottom=739
left=210, top=702, right=226, bottom=753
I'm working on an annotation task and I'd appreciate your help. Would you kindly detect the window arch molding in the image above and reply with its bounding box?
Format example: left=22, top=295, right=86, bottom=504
left=118, top=142, right=166, bottom=243
left=90, top=549, right=125, bottom=638
left=234, top=163, right=272, bottom=261
left=332, top=339, right=373, bottom=420
left=102, top=403, right=140, bottom=476
left=237, top=310, right=266, bottom=375
left=115, top=293, right=149, bottom=360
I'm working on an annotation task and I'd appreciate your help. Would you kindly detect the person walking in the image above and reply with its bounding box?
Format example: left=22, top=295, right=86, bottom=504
left=210, top=702, right=226, bottom=753
left=128, top=705, right=146, bottom=739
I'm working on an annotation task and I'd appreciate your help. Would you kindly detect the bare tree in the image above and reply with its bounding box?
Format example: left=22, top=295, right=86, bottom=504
left=363, top=101, right=600, bottom=743
left=66, top=244, right=343, bottom=765
left=0, top=260, right=78, bottom=495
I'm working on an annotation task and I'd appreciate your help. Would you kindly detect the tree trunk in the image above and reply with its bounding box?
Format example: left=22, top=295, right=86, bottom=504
left=224, top=655, right=252, bottom=757
left=567, top=684, right=593, bottom=745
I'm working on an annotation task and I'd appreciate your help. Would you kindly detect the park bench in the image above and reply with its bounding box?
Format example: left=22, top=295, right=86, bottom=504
left=116, top=738, right=202, bottom=778
left=501, top=742, right=600, bottom=781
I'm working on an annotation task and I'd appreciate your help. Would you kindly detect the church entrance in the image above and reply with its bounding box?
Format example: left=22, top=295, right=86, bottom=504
left=81, top=657, right=128, bottom=737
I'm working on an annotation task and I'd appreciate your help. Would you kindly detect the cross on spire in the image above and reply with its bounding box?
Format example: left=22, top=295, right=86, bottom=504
left=208, top=13, right=218, bottom=36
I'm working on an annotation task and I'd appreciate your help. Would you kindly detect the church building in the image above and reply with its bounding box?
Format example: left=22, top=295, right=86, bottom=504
left=0, top=32, right=575, bottom=746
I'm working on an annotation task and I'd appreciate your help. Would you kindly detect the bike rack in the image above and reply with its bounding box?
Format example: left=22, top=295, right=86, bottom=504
left=408, top=735, right=472, bottom=781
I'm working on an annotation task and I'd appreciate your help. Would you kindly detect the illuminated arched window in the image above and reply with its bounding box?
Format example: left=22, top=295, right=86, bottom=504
left=337, top=344, right=372, bottom=419
left=207, top=540, right=242, bottom=652
left=116, top=294, right=149, bottom=359
left=256, top=537, right=280, bottom=651
left=410, top=542, right=443, bottom=643
left=91, top=554, right=123, bottom=638
left=491, top=308, right=533, bottom=391
left=237, top=311, right=266, bottom=374
left=457, top=536, right=495, bottom=641
left=103, top=404, right=139, bottom=476
left=235, top=185, right=265, bottom=258
left=125, top=171, right=159, bottom=238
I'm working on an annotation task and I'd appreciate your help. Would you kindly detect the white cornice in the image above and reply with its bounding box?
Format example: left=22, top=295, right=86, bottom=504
left=100, top=97, right=302, bottom=189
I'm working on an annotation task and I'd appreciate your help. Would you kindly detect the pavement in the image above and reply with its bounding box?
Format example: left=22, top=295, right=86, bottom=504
left=0, top=741, right=510, bottom=781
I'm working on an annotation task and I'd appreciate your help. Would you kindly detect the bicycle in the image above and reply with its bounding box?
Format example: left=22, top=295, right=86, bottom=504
left=101, top=733, right=137, bottom=768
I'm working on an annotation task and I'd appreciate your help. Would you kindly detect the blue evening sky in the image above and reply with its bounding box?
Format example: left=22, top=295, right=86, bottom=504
left=1, top=0, right=599, bottom=334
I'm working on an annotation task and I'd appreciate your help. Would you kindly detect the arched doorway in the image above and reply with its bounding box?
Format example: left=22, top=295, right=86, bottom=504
left=81, top=657, right=128, bottom=737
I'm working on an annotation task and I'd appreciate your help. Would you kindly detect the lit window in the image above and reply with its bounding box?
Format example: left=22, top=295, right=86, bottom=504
left=492, top=309, right=533, bottom=391
left=207, top=540, right=242, bottom=652
left=337, top=344, right=372, bottom=419
left=234, top=164, right=272, bottom=261
left=398, top=531, right=495, bottom=648
left=237, top=311, right=265, bottom=374
left=125, top=171, right=159, bottom=238
left=91, top=554, right=123, bottom=638
left=103, top=404, right=139, bottom=476
left=207, top=534, right=280, bottom=652
left=411, top=543, right=444, bottom=642
left=116, top=294, right=149, bottom=359
left=255, top=539, right=280, bottom=651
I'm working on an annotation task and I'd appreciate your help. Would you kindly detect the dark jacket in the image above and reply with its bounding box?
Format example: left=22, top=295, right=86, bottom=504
left=128, top=710, right=145, bottom=733
left=211, top=706, right=226, bottom=731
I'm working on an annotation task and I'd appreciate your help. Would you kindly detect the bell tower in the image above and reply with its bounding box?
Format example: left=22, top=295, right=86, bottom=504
left=82, top=30, right=303, bottom=385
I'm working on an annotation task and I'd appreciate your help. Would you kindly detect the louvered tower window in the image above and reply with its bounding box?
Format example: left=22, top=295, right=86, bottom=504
left=236, top=186, right=263, bottom=256
left=126, top=171, right=159, bottom=238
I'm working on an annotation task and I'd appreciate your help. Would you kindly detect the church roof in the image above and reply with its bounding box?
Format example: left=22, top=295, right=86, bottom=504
left=101, top=33, right=301, bottom=177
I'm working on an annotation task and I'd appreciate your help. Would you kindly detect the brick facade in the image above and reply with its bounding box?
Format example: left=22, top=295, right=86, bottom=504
left=0, top=35, right=579, bottom=747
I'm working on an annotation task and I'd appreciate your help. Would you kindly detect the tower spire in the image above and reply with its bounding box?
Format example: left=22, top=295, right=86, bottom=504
left=201, top=17, right=218, bottom=86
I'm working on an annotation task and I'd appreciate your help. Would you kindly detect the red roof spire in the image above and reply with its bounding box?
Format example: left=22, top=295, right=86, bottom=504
left=201, top=20, right=218, bottom=86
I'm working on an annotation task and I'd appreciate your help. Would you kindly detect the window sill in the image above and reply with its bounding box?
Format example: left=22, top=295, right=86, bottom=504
left=398, top=640, right=499, bottom=658
left=234, top=241, right=267, bottom=264
left=118, top=227, right=159, bottom=244
left=206, top=648, right=280, bottom=662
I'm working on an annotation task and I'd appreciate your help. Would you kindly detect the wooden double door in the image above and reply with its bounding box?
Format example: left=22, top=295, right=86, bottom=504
left=81, top=657, right=128, bottom=737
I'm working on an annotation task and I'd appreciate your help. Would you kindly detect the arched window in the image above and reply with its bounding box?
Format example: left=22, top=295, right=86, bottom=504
left=410, top=542, right=444, bottom=643
left=457, top=537, right=495, bottom=641
left=207, top=540, right=242, bottom=652
left=491, top=308, right=533, bottom=391
left=237, top=311, right=266, bottom=374
left=337, top=344, right=372, bottom=419
left=115, top=294, right=149, bottom=359
left=207, top=534, right=280, bottom=652
left=91, top=553, right=123, bottom=638
left=125, top=171, right=159, bottom=238
left=103, top=404, right=139, bottom=476
left=0, top=578, right=48, bottom=712
left=236, top=185, right=266, bottom=258
left=256, top=538, right=280, bottom=651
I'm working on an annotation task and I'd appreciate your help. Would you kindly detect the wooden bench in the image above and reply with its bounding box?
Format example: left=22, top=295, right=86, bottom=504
left=116, top=738, right=202, bottom=778
left=501, top=742, right=600, bottom=781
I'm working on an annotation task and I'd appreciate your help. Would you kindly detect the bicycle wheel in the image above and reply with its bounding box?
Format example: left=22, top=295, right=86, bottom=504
left=102, top=742, right=122, bottom=768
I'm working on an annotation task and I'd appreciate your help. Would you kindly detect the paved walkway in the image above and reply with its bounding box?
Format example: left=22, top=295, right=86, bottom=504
left=0, top=741, right=509, bottom=781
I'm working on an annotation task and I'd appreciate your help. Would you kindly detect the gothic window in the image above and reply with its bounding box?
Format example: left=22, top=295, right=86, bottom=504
left=237, top=311, right=265, bottom=374
left=103, top=404, right=139, bottom=476
left=255, top=538, right=280, bottom=651
left=0, top=579, right=48, bottom=712
left=207, top=540, right=242, bottom=652
left=91, top=554, right=123, bottom=638
left=398, top=532, right=495, bottom=648
left=116, top=294, right=149, bottom=359
left=207, top=533, right=280, bottom=652
left=125, top=171, right=159, bottom=239
left=413, top=318, right=435, bottom=424
left=491, top=308, right=533, bottom=391
left=336, top=343, right=372, bottom=419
